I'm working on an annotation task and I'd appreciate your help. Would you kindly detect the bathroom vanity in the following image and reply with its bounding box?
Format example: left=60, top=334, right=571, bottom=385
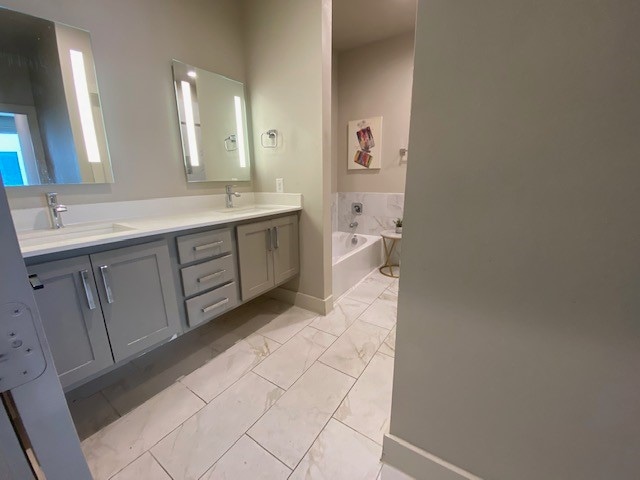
left=19, top=203, right=300, bottom=390
left=2, top=6, right=303, bottom=393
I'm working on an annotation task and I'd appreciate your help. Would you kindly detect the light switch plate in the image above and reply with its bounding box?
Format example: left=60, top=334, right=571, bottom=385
left=276, top=178, right=284, bottom=193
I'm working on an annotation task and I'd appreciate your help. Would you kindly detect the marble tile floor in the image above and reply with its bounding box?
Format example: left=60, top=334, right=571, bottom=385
left=67, top=269, right=401, bottom=480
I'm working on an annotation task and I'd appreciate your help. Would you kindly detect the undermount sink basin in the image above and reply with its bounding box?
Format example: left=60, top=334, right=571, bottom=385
left=18, top=223, right=135, bottom=248
left=214, top=205, right=275, bottom=215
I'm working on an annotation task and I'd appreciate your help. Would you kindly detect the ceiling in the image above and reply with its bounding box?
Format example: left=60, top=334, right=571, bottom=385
left=332, top=0, right=417, bottom=51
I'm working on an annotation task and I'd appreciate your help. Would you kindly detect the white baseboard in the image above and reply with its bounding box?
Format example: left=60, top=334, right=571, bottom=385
left=265, top=287, right=333, bottom=315
left=382, top=434, right=482, bottom=480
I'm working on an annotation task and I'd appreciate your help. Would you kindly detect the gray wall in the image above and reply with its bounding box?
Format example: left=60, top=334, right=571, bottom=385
left=336, top=32, right=413, bottom=194
left=243, top=0, right=333, bottom=306
left=2, top=0, right=249, bottom=209
left=388, top=1, right=640, bottom=479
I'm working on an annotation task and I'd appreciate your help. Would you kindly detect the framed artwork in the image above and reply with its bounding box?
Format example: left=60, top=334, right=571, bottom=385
left=347, top=116, right=382, bottom=170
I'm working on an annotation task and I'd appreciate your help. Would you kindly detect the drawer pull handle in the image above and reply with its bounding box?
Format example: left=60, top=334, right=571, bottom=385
left=202, top=298, right=229, bottom=314
left=197, top=270, right=226, bottom=283
left=99, top=265, right=114, bottom=304
left=194, top=240, right=224, bottom=252
left=80, top=270, right=96, bottom=310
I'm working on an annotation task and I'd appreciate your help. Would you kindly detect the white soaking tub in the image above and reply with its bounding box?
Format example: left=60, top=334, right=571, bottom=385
left=332, top=231, right=383, bottom=300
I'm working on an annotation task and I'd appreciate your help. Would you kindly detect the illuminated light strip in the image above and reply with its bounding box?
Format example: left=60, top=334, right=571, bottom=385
left=70, top=49, right=101, bottom=163
left=181, top=80, right=200, bottom=167
left=234, top=96, right=246, bottom=168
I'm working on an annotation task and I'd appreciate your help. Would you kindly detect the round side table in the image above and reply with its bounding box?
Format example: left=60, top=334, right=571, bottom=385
left=380, top=229, right=401, bottom=278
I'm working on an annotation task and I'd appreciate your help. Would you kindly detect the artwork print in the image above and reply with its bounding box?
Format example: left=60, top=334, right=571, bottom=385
left=348, top=116, right=382, bottom=170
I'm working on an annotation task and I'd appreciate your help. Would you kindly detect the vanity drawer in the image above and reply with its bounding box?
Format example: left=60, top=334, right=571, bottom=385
left=181, top=254, right=235, bottom=297
left=185, top=282, right=238, bottom=327
left=177, top=228, right=232, bottom=264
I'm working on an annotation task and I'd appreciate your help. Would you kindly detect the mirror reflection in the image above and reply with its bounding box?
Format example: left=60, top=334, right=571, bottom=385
left=172, top=60, right=251, bottom=182
left=0, top=8, right=113, bottom=186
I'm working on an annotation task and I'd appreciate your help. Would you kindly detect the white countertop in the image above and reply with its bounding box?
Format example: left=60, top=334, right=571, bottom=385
left=13, top=193, right=302, bottom=258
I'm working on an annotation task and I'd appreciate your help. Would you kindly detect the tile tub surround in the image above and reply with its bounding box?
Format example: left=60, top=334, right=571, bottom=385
left=336, top=192, right=404, bottom=265
left=11, top=192, right=302, bottom=257
left=336, top=192, right=404, bottom=237
left=73, top=269, right=400, bottom=480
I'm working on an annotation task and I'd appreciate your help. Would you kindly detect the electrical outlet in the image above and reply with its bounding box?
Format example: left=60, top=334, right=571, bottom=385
left=276, top=178, right=284, bottom=193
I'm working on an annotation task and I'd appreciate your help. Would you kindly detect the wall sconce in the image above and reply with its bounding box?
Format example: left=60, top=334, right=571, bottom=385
left=261, top=129, right=278, bottom=148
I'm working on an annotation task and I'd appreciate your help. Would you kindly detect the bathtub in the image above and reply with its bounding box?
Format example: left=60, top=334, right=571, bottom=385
left=332, top=231, right=384, bottom=300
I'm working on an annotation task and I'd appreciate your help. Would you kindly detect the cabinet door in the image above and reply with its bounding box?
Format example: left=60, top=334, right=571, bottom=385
left=237, top=220, right=274, bottom=301
left=91, top=241, right=180, bottom=362
left=272, top=214, right=300, bottom=285
left=28, top=256, right=113, bottom=388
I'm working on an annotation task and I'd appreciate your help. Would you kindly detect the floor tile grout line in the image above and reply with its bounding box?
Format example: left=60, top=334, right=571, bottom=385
left=243, top=333, right=368, bottom=474
left=245, top=432, right=294, bottom=474
left=304, top=323, right=339, bottom=340
left=197, top=431, right=252, bottom=479
left=250, top=320, right=339, bottom=389
left=316, top=358, right=359, bottom=380
left=179, top=380, right=209, bottom=404
left=358, top=317, right=394, bottom=331
left=149, top=450, right=175, bottom=479
left=103, top=307, right=317, bottom=475
left=181, top=331, right=284, bottom=405
left=332, top=416, right=384, bottom=447
left=286, top=357, right=365, bottom=475
left=251, top=370, right=287, bottom=391
left=146, top=370, right=279, bottom=479
left=256, top=321, right=350, bottom=393
left=106, top=452, right=143, bottom=479
left=84, top=290, right=396, bottom=479
left=140, top=351, right=285, bottom=474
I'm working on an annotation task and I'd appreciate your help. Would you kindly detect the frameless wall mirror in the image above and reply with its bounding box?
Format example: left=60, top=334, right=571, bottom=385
left=0, top=8, right=113, bottom=186
left=172, top=60, right=251, bottom=182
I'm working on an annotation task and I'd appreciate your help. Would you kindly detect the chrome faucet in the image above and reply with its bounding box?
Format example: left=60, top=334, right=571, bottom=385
left=349, top=221, right=359, bottom=228
left=46, top=192, right=68, bottom=229
left=225, top=185, right=241, bottom=208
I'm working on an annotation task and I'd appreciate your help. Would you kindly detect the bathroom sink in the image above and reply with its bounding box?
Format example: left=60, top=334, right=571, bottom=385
left=214, top=205, right=275, bottom=215
left=18, top=223, right=136, bottom=248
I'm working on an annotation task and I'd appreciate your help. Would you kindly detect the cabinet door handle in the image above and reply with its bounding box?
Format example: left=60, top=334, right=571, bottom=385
left=80, top=270, right=96, bottom=310
left=197, top=269, right=226, bottom=283
left=274, top=226, right=279, bottom=249
left=99, top=265, right=114, bottom=304
left=201, top=297, right=229, bottom=313
left=193, top=240, right=223, bottom=252
left=267, top=228, right=273, bottom=251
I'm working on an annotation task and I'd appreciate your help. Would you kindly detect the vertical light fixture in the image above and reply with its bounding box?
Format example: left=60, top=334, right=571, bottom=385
left=181, top=80, right=200, bottom=167
left=234, top=96, right=246, bottom=168
left=70, top=49, right=101, bottom=163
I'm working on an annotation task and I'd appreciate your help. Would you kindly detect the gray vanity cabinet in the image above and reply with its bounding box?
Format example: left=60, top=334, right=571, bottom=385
left=272, top=214, right=300, bottom=285
left=28, top=256, right=114, bottom=388
left=237, top=215, right=299, bottom=301
left=90, top=241, right=180, bottom=362
left=236, top=219, right=275, bottom=301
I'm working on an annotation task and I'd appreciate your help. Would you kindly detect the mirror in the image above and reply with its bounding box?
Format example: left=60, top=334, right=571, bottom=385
left=172, top=60, right=251, bottom=182
left=0, top=8, right=113, bottom=186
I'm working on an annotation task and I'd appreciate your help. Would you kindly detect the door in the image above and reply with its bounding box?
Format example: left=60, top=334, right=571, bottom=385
left=272, top=214, right=300, bottom=285
left=237, top=219, right=274, bottom=301
left=91, top=240, right=180, bottom=362
left=29, top=256, right=113, bottom=388
left=0, top=174, right=91, bottom=478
